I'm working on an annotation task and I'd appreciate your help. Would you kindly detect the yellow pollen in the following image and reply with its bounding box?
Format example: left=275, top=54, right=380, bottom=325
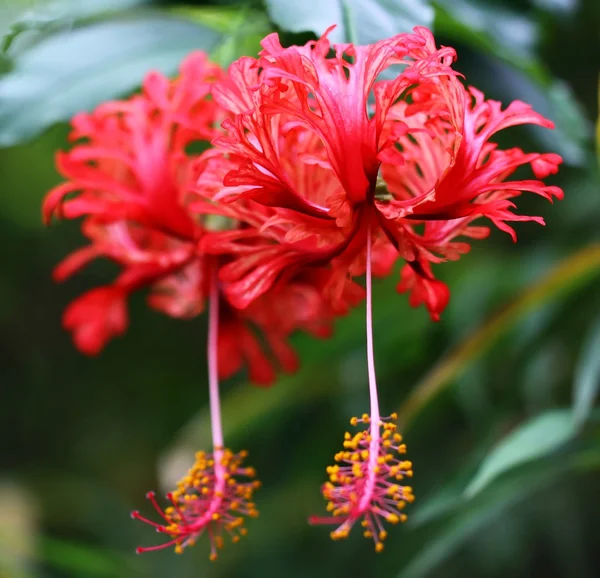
left=316, top=414, right=414, bottom=549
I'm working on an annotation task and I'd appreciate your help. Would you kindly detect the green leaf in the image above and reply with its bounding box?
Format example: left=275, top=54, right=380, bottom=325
left=433, top=0, right=591, bottom=165
left=596, top=73, right=600, bottom=166
left=172, top=6, right=271, bottom=66
left=530, top=0, right=578, bottom=12
left=264, top=0, right=433, bottom=44
left=37, top=536, right=135, bottom=577
left=397, top=440, right=600, bottom=578
left=434, top=0, right=540, bottom=73
left=573, top=315, right=600, bottom=428
left=464, top=410, right=577, bottom=498
left=1, top=0, right=146, bottom=54
left=399, top=245, right=600, bottom=427
left=0, top=15, right=222, bottom=147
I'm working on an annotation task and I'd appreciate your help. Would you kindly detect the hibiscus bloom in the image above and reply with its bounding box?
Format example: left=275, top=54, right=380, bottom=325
left=207, top=25, right=563, bottom=549
left=43, top=52, right=219, bottom=353
left=43, top=53, right=339, bottom=386
left=211, top=26, right=563, bottom=320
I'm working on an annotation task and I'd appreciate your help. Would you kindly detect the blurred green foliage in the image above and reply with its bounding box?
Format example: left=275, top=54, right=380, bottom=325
left=1, top=0, right=600, bottom=577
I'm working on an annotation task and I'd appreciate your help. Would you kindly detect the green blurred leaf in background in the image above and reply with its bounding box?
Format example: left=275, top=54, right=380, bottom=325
left=265, top=0, right=434, bottom=43
left=572, top=315, right=600, bottom=429
left=0, top=15, right=222, bottom=147
left=464, top=409, right=577, bottom=497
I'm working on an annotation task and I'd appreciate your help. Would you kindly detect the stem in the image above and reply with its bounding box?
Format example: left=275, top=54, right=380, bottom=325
left=208, top=266, right=224, bottom=451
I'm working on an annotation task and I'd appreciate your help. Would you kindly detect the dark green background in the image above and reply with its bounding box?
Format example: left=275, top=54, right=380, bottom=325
left=1, top=0, right=600, bottom=577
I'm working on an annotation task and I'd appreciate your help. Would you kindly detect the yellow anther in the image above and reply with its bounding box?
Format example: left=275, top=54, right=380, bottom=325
left=209, top=553, right=218, bottom=562
left=379, top=530, right=387, bottom=540
left=364, top=531, right=373, bottom=538
left=350, top=417, right=358, bottom=426
left=375, top=542, right=385, bottom=553
left=331, top=529, right=349, bottom=540
left=175, top=544, right=183, bottom=554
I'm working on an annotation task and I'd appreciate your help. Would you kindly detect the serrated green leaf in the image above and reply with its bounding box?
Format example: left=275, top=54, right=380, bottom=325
left=464, top=410, right=577, bottom=498
left=0, top=16, right=222, bottom=147
left=573, top=315, right=600, bottom=428
left=265, top=0, right=433, bottom=44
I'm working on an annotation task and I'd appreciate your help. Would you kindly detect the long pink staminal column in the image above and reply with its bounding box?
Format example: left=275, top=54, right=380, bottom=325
left=208, top=266, right=225, bottom=453
left=131, top=264, right=260, bottom=559
left=360, top=224, right=382, bottom=511
left=309, top=223, right=414, bottom=552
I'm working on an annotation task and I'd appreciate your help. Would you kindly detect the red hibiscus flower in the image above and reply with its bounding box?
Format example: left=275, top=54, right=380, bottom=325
left=43, top=53, right=339, bottom=386
left=210, top=26, right=563, bottom=320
